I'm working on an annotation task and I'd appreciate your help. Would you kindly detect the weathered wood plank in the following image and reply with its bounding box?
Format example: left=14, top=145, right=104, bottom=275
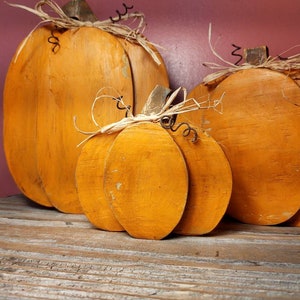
left=0, top=195, right=299, bottom=299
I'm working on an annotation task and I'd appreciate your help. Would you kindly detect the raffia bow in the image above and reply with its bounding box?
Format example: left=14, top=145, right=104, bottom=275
left=74, top=86, right=224, bottom=147
left=203, top=23, right=300, bottom=85
left=8, top=0, right=161, bottom=65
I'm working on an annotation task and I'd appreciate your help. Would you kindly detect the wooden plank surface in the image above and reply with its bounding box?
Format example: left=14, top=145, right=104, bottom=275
left=0, top=195, right=299, bottom=299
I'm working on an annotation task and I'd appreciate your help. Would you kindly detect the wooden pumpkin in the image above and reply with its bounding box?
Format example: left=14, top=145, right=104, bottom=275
left=103, top=122, right=188, bottom=240
left=190, top=68, right=300, bottom=225
left=3, top=0, right=169, bottom=212
left=75, top=86, right=231, bottom=237
left=168, top=117, right=232, bottom=235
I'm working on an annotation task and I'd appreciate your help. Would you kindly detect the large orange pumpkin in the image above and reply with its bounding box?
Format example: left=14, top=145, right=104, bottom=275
left=3, top=0, right=169, bottom=213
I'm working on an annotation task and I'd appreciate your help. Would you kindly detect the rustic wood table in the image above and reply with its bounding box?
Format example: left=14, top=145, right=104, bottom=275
left=0, top=195, right=299, bottom=299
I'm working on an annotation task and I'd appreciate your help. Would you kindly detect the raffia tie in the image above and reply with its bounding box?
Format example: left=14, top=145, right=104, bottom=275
left=8, top=0, right=161, bottom=65
left=74, top=87, right=223, bottom=147
left=203, top=23, right=300, bottom=85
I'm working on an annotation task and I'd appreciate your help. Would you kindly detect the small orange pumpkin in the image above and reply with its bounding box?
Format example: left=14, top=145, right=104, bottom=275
left=75, top=86, right=232, bottom=238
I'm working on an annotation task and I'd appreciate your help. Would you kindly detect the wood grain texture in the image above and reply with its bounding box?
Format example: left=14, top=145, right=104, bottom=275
left=35, top=27, right=134, bottom=213
left=76, top=133, right=124, bottom=232
left=0, top=195, right=299, bottom=299
left=104, top=123, right=188, bottom=240
left=3, top=28, right=52, bottom=207
left=171, top=127, right=232, bottom=236
left=4, top=26, right=134, bottom=213
left=191, top=69, right=300, bottom=225
left=117, top=39, right=170, bottom=115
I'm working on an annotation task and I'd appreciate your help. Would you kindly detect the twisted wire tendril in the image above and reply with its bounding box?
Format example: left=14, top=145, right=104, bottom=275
left=160, top=116, right=198, bottom=143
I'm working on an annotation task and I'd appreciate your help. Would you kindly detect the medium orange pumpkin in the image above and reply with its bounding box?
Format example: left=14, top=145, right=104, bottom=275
left=3, top=1, right=169, bottom=212
left=189, top=68, right=300, bottom=225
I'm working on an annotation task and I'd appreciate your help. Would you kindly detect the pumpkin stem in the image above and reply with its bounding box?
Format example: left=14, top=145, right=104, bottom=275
left=244, top=46, right=269, bottom=65
left=62, top=0, right=98, bottom=22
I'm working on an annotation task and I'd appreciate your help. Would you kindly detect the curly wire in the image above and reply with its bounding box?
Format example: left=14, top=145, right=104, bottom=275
left=114, top=96, right=132, bottom=117
left=160, top=116, right=198, bottom=143
left=47, top=28, right=64, bottom=53
left=110, top=3, right=134, bottom=23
